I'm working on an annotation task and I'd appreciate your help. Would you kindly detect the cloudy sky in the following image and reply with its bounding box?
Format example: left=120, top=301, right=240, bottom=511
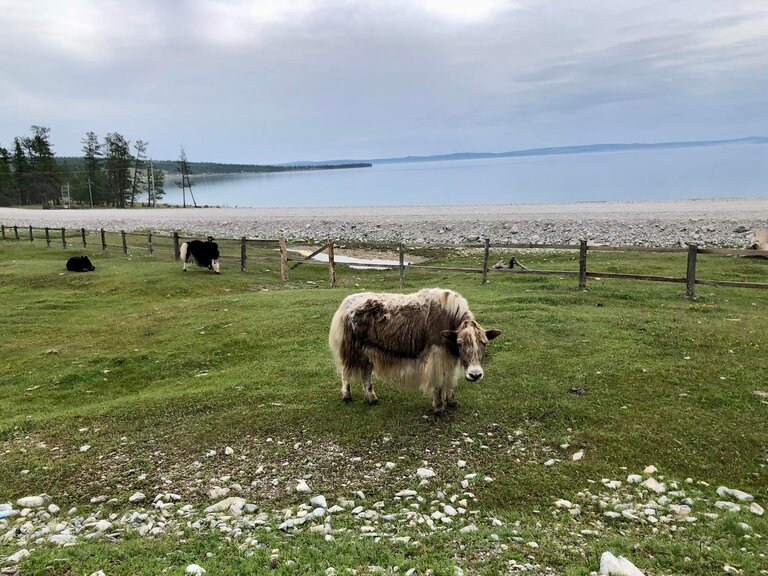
left=1, top=0, right=766, bottom=164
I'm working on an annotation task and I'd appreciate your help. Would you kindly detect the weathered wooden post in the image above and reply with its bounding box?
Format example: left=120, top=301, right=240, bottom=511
left=173, top=232, right=180, bottom=261
left=81, top=228, right=87, bottom=248
left=0, top=225, right=5, bottom=240
left=121, top=230, right=128, bottom=257
left=685, top=243, right=698, bottom=298
left=279, top=236, right=289, bottom=282
left=28, top=226, right=33, bottom=242
left=327, top=239, right=336, bottom=288
left=147, top=231, right=153, bottom=256
left=13, top=226, right=19, bottom=241
left=61, top=228, right=66, bottom=248
left=240, top=237, right=247, bottom=272
left=579, top=239, right=588, bottom=289
left=101, top=228, right=107, bottom=251
left=399, top=243, right=405, bottom=289
left=481, top=238, right=490, bottom=284
left=45, top=227, right=50, bottom=246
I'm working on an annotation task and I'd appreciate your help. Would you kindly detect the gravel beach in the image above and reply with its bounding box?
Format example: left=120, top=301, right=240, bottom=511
left=1, top=197, right=767, bottom=247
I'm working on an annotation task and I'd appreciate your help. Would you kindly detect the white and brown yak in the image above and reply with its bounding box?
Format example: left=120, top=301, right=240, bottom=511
left=745, top=228, right=768, bottom=258
left=329, top=288, right=501, bottom=415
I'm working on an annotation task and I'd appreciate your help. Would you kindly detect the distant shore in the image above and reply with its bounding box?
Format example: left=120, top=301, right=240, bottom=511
left=1, top=197, right=766, bottom=247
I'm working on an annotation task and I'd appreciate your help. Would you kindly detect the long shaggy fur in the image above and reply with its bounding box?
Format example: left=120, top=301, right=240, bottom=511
left=329, top=288, right=500, bottom=413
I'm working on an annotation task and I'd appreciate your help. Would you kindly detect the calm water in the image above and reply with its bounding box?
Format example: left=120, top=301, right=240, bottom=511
left=163, top=144, right=767, bottom=208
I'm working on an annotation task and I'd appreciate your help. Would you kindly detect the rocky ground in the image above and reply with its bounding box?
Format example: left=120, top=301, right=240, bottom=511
left=1, top=198, right=767, bottom=247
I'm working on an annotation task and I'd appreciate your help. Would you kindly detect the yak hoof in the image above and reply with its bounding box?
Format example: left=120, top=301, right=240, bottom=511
left=447, top=401, right=459, bottom=410
left=366, top=398, right=380, bottom=405
left=343, top=396, right=353, bottom=404
left=433, top=409, right=446, bottom=417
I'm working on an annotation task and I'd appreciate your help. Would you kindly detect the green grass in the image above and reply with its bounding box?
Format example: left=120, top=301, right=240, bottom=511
left=0, top=241, right=766, bottom=575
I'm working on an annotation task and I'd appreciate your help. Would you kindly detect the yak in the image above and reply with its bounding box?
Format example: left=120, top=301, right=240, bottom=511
left=66, top=255, right=95, bottom=272
left=329, top=288, right=501, bottom=415
left=180, top=240, right=221, bottom=273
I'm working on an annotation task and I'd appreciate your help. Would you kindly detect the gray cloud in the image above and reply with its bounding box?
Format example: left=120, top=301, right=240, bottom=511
left=0, top=0, right=766, bottom=163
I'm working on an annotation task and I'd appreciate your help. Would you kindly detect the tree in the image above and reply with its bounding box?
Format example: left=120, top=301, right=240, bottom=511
left=81, top=131, right=104, bottom=206
left=147, top=161, right=165, bottom=206
left=130, top=139, right=148, bottom=207
left=176, top=145, right=197, bottom=208
left=0, top=146, right=16, bottom=206
left=103, top=132, right=133, bottom=208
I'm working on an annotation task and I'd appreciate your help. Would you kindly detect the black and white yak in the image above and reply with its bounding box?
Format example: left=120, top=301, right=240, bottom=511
left=329, top=288, right=501, bottom=415
left=180, top=240, right=221, bottom=274
left=66, top=255, right=95, bottom=272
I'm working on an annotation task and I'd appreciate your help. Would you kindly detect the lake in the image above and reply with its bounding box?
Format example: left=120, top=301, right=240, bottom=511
left=162, top=144, right=767, bottom=208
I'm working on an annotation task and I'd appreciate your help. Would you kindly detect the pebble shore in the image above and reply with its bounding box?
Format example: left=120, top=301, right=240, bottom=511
left=1, top=198, right=767, bottom=247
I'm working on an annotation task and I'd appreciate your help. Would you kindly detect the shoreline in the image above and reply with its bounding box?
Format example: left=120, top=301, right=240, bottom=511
left=1, top=197, right=766, bottom=247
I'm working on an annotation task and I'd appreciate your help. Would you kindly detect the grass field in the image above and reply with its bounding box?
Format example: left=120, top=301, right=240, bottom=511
left=1, top=240, right=766, bottom=575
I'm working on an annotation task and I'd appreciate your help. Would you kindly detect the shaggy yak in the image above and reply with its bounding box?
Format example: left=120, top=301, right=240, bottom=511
left=66, top=255, right=95, bottom=272
left=180, top=240, right=221, bottom=273
left=329, top=288, right=501, bottom=415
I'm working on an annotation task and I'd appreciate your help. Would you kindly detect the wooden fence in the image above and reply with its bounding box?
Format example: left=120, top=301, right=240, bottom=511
left=2, top=223, right=768, bottom=297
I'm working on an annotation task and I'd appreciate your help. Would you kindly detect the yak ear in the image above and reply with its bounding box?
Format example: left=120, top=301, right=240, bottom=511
left=485, top=329, right=501, bottom=341
left=441, top=330, right=458, bottom=342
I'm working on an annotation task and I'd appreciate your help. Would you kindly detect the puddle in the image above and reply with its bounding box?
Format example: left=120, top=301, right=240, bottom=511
left=288, top=249, right=411, bottom=270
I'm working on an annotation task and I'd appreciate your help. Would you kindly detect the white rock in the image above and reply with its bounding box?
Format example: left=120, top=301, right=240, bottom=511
left=599, top=551, right=645, bottom=576
left=643, top=465, right=657, bottom=474
left=417, top=467, right=436, bottom=479
left=90, top=572, right=106, bottom=576
left=185, top=564, right=206, bottom=575
left=47, top=503, right=61, bottom=514
left=16, top=496, right=45, bottom=508
left=572, top=450, right=584, bottom=461
left=8, top=549, right=31, bottom=563
left=93, top=519, right=113, bottom=532
left=457, top=460, right=467, bottom=468
left=443, top=505, right=458, bottom=516
left=204, top=497, right=245, bottom=514
left=527, top=542, right=539, bottom=548
left=310, top=495, right=328, bottom=509
left=716, top=486, right=753, bottom=501
left=642, top=478, right=666, bottom=493
left=384, top=462, right=396, bottom=470
left=224, top=446, right=234, bottom=455
left=723, top=566, right=739, bottom=575
left=544, top=459, right=556, bottom=466
left=715, top=501, right=741, bottom=513
left=459, top=524, right=478, bottom=533
left=207, top=486, right=229, bottom=500
left=749, top=502, right=764, bottom=516
left=296, top=481, right=311, bottom=493
left=129, top=492, right=146, bottom=503
left=395, top=490, right=418, bottom=498
left=627, top=474, right=643, bottom=484
left=554, top=499, right=573, bottom=509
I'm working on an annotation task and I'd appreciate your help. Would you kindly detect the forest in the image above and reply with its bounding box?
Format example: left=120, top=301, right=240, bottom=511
left=0, top=126, right=371, bottom=208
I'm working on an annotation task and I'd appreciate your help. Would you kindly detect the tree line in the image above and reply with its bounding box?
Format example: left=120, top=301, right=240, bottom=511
left=0, top=126, right=166, bottom=208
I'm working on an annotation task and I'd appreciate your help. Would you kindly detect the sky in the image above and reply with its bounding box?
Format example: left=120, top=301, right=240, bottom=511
left=1, top=0, right=767, bottom=165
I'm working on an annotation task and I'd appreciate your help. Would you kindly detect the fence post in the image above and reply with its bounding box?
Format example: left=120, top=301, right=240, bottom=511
left=28, top=226, right=33, bottom=242
left=685, top=243, right=698, bottom=298
left=45, top=227, right=50, bottom=246
left=173, top=232, right=180, bottom=260
left=328, top=239, right=336, bottom=288
left=579, top=240, right=588, bottom=289
left=81, top=228, right=87, bottom=248
left=1, top=225, right=5, bottom=240
left=279, top=236, right=288, bottom=282
left=14, top=226, right=19, bottom=241
left=399, top=243, right=405, bottom=289
left=481, top=238, right=490, bottom=284
left=240, top=237, right=247, bottom=272
left=61, top=228, right=66, bottom=248
left=121, top=230, right=127, bottom=257
left=147, top=231, right=153, bottom=256
left=101, top=228, right=106, bottom=251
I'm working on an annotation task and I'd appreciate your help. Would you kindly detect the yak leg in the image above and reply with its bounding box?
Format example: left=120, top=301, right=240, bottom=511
left=432, top=387, right=447, bottom=416
left=446, top=388, right=459, bottom=410
left=362, top=364, right=378, bottom=405
left=341, top=370, right=353, bottom=403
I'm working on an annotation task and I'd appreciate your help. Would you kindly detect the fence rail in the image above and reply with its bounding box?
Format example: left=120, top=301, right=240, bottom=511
left=2, top=223, right=767, bottom=296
